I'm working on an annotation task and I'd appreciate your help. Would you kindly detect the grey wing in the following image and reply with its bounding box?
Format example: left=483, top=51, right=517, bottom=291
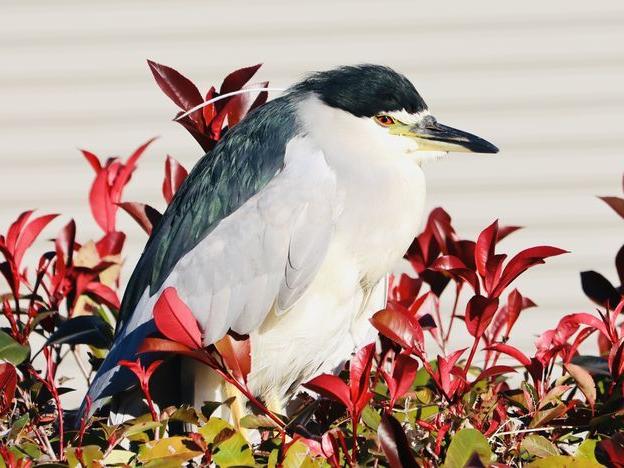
left=165, top=137, right=338, bottom=343
left=83, top=137, right=338, bottom=415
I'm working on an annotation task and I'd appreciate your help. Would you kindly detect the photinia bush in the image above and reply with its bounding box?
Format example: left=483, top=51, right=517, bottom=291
left=0, top=61, right=622, bottom=467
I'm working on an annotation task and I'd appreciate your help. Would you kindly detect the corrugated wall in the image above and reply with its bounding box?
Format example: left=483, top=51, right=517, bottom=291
left=1, top=1, right=623, bottom=363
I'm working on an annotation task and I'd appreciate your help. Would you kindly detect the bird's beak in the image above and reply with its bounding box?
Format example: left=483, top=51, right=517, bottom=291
left=390, top=120, right=499, bottom=154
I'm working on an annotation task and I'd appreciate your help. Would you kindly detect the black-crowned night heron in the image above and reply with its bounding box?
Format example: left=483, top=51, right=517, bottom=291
left=83, top=64, right=497, bottom=421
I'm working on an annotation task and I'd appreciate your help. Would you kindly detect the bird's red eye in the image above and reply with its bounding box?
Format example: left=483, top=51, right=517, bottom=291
left=375, top=115, right=395, bottom=126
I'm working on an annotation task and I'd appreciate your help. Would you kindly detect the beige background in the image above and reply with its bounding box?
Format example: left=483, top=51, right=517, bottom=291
left=1, top=1, right=623, bottom=403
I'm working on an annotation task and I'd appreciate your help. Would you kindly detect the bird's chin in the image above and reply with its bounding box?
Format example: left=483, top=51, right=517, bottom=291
left=406, top=150, right=449, bottom=164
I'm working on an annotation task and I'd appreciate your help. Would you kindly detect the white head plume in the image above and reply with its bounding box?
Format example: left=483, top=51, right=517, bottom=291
left=175, top=88, right=286, bottom=121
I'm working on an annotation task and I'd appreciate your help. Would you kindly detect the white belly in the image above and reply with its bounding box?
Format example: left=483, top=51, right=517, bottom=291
left=248, top=158, right=426, bottom=402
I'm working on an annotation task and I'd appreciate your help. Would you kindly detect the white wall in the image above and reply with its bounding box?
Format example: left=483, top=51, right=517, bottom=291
left=1, top=0, right=623, bottom=392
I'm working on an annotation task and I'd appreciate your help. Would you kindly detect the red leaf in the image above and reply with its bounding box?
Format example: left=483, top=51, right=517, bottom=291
left=13, top=213, right=58, bottom=267
left=202, top=87, right=217, bottom=125
left=475, top=220, right=498, bottom=278
left=110, top=138, right=156, bottom=205
left=118, top=202, right=162, bottom=235
left=162, top=155, right=189, bottom=204
left=148, top=60, right=204, bottom=124
left=85, top=282, right=121, bottom=310
left=222, top=81, right=269, bottom=127
left=349, top=343, right=375, bottom=414
left=81, top=149, right=102, bottom=172
left=608, top=337, right=624, bottom=378
left=388, top=274, right=422, bottom=308
left=563, top=312, right=610, bottom=339
left=89, top=168, right=115, bottom=232
left=119, top=359, right=163, bottom=389
left=0, top=363, right=17, bottom=416
left=95, top=231, right=126, bottom=257
left=219, top=64, right=262, bottom=95
left=596, top=433, right=624, bottom=467
left=473, top=365, right=516, bottom=384
left=6, top=210, right=33, bottom=255
left=153, top=287, right=202, bottom=349
left=485, top=343, right=531, bottom=367
left=55, top=219, right=76, bottom=264
left=378, top=413, right=417, bottom=468
left=430, top=255, right=480, bottom=293
left=383, top=353, right=419, bottom=407
left=138, top=337, right=192, bottom=355
left=497, top=225, right=522, bottom=242
left=370, top=306, right=424, bottom=352
left=492, top=246, right=567, bottom=297
left=465, top=295, right=499, bottom=338
left=599, top=196, right=624, bottom=219
left=304, top=374, right=351, bottom=408
left=504, top=289, right=536, bottom=337
left=215, top=334, right=251, bottom=383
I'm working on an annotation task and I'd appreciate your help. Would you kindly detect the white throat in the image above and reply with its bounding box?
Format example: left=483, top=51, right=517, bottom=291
left=295, top=95, right=446, bottom=169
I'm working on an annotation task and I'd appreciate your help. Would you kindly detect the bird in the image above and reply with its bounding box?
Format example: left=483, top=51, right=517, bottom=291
left=82, top=64, right=497, bottom=424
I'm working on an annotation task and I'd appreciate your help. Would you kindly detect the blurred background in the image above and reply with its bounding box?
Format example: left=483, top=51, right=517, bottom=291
left=1, top=0, right=623, bottom=400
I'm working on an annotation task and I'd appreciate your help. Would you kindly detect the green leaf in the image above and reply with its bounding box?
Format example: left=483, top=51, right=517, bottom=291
left=281, top=441, right=313, bottom=468
left=212, top=431, right=255, bottom=467
left=199, top=417, right=234, bottom=444
left=66, top=445, right=103, bottom=468
left=443, top=428, right=492, bottom=468
left=530, top=403, right=567, bottom=428
left=138, top=436, right=202, bottom=467
left=361, top=405, right=381, bottom=431
left=521, top=435, right=559, bottom=458
left=123, top=420, right=163, bottom=440
left=102, top=449, right=136, bottom=465
left=576, top=439, right=599, bottom=463
left=239, top=413, right=278, bottom=429
left=526, top=455, right=603, bottom=467
left=0, top=330, right=29, bottom=364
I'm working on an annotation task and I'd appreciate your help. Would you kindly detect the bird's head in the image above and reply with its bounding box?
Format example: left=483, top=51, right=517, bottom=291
left=290, top=64, right=498, bottom=163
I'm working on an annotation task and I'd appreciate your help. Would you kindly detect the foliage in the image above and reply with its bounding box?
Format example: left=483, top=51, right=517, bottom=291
left=0, top=61, right=622, bottom=467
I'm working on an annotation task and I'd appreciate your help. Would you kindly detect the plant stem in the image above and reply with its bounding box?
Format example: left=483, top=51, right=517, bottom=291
left=464, top=336, right=480, bottom=377
left=444, top=283, right=462, bottom=346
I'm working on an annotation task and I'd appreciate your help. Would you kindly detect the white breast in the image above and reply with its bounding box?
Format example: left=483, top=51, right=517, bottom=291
left=248, top=97, right=427, bottom=403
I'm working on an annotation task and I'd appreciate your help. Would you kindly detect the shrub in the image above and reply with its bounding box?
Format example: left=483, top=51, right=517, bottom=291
left=0, top=62, right=622, bottom=467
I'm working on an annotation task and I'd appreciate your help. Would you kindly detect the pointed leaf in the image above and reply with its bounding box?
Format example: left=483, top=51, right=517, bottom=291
left=304, top=374, right=351, bottom=408
left=0, top=330, right=29, bottom=365
left=599, top=196, right=624, bottom=218
left=565, top=363, right=596, bottom=409
left=153, top=287, right=202, bottom=349
left=219, top=63, right=262, bottom=95
left=0, top=363, right=17, bottom=415
left=118, top=202, right=162, bottom=235
left=215, top=334, right=251, bottom=383
left=465, top=295, right=499, bottom=338
left=85, top=282, right=121, bottom=310
left=580, top=270, right=621, bottom=308
left=349, top=342, right=375, bottom=408
left=443, top=428, right=492, bottom=468
left=81, top=149, right=102, bottom=172
left=148, top=59, right=204, bottom=126
left=492, top=246, right=567, bottom=297
left=475, top=220, right=498, bottom=278
left=378, top=413, right=417, bottom=468
left=485, top=343, right=531, bottom=367
left=162, top=155, right=189, bottom=204
left=14, top=213, right=58, bottom=267
left=46, top=315, right=114, bottom=349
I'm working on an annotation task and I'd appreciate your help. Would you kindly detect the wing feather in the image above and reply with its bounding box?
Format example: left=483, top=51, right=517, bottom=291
left=83, top=132, right=338, bottom=415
